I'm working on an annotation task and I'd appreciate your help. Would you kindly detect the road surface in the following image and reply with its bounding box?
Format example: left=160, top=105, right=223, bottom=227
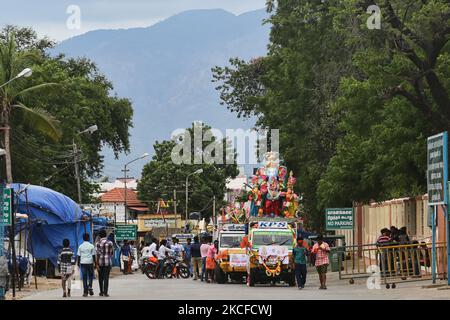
left=22, top=267, right=450, bottom=300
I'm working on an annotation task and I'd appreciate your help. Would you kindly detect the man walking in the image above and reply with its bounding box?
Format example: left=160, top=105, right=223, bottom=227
left=191, top=236, right=202, bottom=280
left=183, top=238, right=193, bottom=276
left=120, top=240, right=132, bottom=275
left=293, top=238, right=308, bottom=289
left=200, top=237, right=210, bottom=282
left=96, top=229, right=114, bottom=297
left=57, top=238, right=75, bottom=298
left=77, top=233, right=97, bottom=297
left=311, top=235, right=330, bottom=290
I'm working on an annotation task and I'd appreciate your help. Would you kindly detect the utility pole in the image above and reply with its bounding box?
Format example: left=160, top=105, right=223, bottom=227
left=173, top=189, right=177, bottom=229
left=212, top=195, right=216, bottom=228
left=73, top=139, right=82, bottom=204
left=72, top=125, right=98, bottom=204
left=185, top=169, right=203, bottom=227
left=10, top=188, right=17, bottom=298
left=122, top=166, right=129, bottom=225
left=114, top=203, right=117, bottom=231
left=122, top=153, right=149, bottom=226
left=185, top=179, right=188, bottom=227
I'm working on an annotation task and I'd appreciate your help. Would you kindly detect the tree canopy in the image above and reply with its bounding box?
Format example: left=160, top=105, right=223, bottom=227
left=212, top=0, right=450, bottom=231
left=0, top=26, right=133, bottom=202
left=137, top=122, right=239, bottom=219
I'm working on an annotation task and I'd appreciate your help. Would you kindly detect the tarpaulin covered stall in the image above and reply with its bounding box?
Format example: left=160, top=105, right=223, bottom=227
left=10, top=183, right=91, bottom=266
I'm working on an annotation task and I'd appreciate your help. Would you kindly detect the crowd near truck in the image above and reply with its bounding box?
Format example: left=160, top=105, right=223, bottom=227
left=214, top=224, right=247, bottom=284
left=245, top=217, right=297, bottom=287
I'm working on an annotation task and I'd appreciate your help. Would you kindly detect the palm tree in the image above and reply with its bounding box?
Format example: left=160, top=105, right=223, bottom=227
left=0, top=33, right=61, bottom=183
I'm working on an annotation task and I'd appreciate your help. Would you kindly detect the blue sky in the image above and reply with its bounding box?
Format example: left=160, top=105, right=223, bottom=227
left=1, top=0, right=267, bottom=41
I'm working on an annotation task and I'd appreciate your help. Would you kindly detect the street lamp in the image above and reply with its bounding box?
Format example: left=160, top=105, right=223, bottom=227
left=123, top=153, right=149, bottom=224
left=0, top=68, right=32, bottom=89
left=73, top=124, right=98, bottom=203
left=185, top=168, right=203, bottom=227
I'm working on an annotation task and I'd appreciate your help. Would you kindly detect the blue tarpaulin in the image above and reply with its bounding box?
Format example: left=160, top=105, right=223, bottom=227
left=11, top=183, right=92, bottom=266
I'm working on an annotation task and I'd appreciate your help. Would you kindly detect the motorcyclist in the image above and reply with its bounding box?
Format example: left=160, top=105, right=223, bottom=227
left=157, top=239, right=174, bottom=279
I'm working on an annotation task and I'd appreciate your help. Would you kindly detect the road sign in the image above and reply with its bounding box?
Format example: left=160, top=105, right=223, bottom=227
left=427, top=132, right=448, bottom=205
left=2, top=188, right=12, bottom=226
left=325, top=208, right=354, bottom=230
left=115, top=224, right=137, bottom=241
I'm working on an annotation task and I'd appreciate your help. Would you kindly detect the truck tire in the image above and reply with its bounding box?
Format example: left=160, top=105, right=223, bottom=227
left=249, top=270, right=256, bottom=287
left=287, top=272, right=296, bottom=287
left=215, top=264, right=227, bottom=284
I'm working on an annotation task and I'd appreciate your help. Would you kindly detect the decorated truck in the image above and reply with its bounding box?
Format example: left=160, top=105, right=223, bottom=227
left=246, top=218, right=297, bottom=286
left=214, top=223, right=247, bottom=283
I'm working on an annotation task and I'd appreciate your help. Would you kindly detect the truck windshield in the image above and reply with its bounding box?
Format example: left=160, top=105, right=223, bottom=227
left=252, top=231, right=294, bottom=249
left=220, top=234, right=244, bottom=248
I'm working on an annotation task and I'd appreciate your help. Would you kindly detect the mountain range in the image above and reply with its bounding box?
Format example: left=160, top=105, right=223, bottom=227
left=53, top=8, right=270, bottom=178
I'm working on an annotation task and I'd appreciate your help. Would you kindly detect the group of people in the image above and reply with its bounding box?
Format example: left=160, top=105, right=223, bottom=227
left=56, top=231, right=332, bottom=297
left=136, top=235, right=220, bottom=282
left=140, top=238, right=180, bottom=279
left=376, top=226, right=430, bottom=277
left=376, top=226, right=411, bottom=245
left=292, top=235, right=331, bottom=290
left=57, top=229, right=114, bottom=298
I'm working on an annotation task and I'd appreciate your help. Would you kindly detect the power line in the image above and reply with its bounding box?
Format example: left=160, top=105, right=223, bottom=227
left=13, top=128, right=74, bottom=157
left=11, top=135, right=74, bottom=162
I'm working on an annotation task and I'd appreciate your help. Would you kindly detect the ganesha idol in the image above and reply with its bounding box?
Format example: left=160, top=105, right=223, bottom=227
left=265, top=176, right=281, bottom=216
left=247, top=152, right=300, bottom=218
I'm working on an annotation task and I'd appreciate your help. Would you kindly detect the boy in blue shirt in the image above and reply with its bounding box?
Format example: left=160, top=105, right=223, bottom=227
left=293, top=238, right=309, bottom=289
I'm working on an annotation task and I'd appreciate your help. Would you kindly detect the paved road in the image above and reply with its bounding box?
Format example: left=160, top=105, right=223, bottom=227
left=23, top=268, right=450, bottom=300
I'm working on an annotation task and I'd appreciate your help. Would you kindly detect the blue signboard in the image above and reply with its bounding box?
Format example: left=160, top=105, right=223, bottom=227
left=427, top=132, right=448, bottom=205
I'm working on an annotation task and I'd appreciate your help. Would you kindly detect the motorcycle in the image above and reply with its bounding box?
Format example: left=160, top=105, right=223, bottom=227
left=141, top=256, right=159, bottom=279
left=162, top=254, right=190, bottom=279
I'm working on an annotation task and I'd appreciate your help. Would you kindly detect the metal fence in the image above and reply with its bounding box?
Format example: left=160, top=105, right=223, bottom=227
left=338, top=243, right=380, bottom=284
left=338, top=242, right=447, bottom=289
left=378, top=242, right=447, bottom=288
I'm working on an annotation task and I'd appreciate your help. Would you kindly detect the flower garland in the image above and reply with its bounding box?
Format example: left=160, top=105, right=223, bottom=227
left=261, top=256, right=282, bottom=277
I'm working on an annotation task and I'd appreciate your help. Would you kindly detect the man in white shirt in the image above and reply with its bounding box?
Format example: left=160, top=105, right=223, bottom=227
left=77, top=233, right=97, bottom=297
left=157, top=239, right=174, bottom=279
left=140, top=239, right=158, bottom=262
left=171, top=238, right=185, bottom=259
left=148, top=238, right=158, bottom=257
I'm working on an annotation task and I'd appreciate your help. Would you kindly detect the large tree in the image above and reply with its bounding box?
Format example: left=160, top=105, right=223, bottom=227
left=317, top=0, right=450, bottom=206
left=0, top=29, right=60, bottom=183
left=213, top=0, right=450, bottom=231
left=0, top=26, right=133, bottom=202
left=137, top=123, right=239, bottom=219
left=213, top=0, right=357, bottom=231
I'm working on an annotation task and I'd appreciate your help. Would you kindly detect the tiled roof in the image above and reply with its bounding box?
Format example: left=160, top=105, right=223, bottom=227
left=101, top=188, right=146, bottom=207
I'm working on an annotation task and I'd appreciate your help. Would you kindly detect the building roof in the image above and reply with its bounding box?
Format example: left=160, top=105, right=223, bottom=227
left=100, top=188, right=146, bottom=207
left=93, top=179, right=138, bottom=198
left=129, top=206, right=149, bottom=212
